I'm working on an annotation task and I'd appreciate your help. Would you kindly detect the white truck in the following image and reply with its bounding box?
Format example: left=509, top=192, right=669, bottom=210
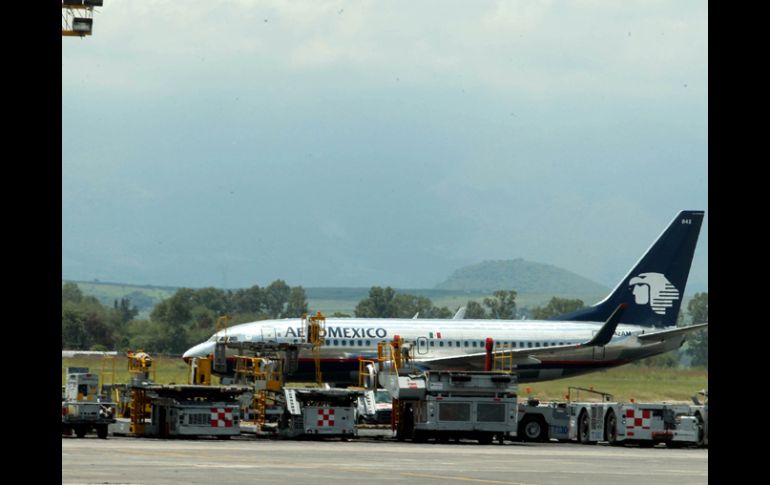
left=61, top=368, right=116, bottom=439
left=380, top=370, right=519, bottom=444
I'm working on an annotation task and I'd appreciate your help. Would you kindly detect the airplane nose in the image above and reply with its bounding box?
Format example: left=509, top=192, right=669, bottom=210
left=182, top=342, right=213, bottom=359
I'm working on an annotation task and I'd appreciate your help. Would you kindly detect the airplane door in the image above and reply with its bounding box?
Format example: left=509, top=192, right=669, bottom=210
left=260, top=327, right=277, bottom=342
left=416, top=336, right=429, bottom=355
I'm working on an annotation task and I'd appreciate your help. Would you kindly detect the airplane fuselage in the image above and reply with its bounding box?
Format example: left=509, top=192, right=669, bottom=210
left=183, top=317, right=685, bottom=384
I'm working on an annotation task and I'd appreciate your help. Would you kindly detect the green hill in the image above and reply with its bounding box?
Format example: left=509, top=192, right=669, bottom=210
left=63, top=280, right=177, bottom=317
left=435, top=258, right=609, bottom=300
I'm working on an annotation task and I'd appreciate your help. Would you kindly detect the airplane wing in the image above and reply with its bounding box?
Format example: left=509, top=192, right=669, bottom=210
left=418, top=304, right=626, bottom=367
left=636, top=322, right=708, bottom=343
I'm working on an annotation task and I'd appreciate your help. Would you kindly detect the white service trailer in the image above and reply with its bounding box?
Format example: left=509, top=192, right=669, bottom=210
left=145, top=400, right=242, bottom=438
left=279, top=388, right=362, bottom=439
left=517, top=398, right=706, bottom=447
left=381, top=371, right=518, bottom=444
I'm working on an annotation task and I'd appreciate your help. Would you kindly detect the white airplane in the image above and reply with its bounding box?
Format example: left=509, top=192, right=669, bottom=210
left=183, top=210, right=707, bottom=384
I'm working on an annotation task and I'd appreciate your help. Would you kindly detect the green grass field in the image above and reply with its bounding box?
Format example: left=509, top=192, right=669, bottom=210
left=62, top=355, right=191, bottom=387
left=518, top=366, right=707, bottom=403
left=63, top=356, right=706, bottom=403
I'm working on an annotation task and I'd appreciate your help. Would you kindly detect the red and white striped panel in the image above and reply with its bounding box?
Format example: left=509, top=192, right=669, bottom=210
left=317, top=408, right=335, bottom=427
left=625, top=408, right=651, bottom=430
left=211, top=407, right=234, bottom=428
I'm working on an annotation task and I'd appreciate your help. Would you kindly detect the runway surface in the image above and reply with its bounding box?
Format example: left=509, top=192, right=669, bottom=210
left=62, top=434, right=707, bottom=485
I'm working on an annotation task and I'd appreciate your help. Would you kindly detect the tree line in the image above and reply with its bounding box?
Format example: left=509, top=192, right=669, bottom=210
left=61, top=280, right=308, bottom=354
left=61, top=282, right=707, bottom=367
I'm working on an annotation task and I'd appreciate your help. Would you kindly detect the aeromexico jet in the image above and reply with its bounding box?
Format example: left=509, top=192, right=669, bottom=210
left=183, top=210, right=707, bottom=384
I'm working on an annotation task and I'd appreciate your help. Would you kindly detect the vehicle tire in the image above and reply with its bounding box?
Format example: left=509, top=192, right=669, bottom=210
left=578, top=411, right=592, bottom=445
left=519, top=416, right=547, bottom=442
left=75, top=426, right=87, bottom=438
left=605, top=410, right=619, bottom=446
left=97, top=424, right=108, bottom=439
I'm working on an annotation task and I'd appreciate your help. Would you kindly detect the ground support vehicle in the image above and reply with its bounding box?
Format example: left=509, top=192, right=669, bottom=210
left=134, top=384, right=250, bottom=438
left=61, top=368, right=116, bottom=439
left=571, top=401, right=702, bottom=447
left=380, top=370, right=518, bottom=444
left=516, top=387, right=706, bottom=447
left=277, top=387, right=368, bottom=439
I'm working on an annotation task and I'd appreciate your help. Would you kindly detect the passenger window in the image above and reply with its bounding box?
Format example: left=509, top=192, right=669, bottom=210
left=527, top=342, right=532, bottom=348
left=439, top=341, right=444, bottom=347
left=342, top=340, right=347, bottom=346
left=366, top=340, right=371, bottom=346
left=472, top=341, right=477, bottom=347
left=430, top=341, right=435, bottom=347
left=447, top=341, right=452, bottom=347
left=358, top=340, right=363, bottom=347
left=544, top=342, right=549, bottom=347
left=464, top=341, right=469, bottom=347
left=333, top=339, right=339, bottom=346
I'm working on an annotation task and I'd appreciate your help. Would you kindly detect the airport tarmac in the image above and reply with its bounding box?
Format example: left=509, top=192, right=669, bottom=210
left=62, top=434, right=707, bottom=485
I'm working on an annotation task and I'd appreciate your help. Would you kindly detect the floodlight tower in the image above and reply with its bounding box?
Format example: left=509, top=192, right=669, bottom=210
left=62, top=1, right=103, bottom=38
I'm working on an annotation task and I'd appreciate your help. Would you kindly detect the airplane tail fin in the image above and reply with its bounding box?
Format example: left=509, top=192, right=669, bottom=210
left=553, top=210, right=704, bottom=328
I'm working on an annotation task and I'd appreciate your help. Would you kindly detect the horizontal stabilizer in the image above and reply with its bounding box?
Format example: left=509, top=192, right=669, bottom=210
left=636, top=322, right=708, bottom=343
left=453, top=306, right=467, bottom=320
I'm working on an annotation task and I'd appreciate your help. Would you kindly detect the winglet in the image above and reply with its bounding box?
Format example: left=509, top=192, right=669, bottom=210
left=583, top=304, right=626, bottom=347
left=453, top=306, right=467, bottom=320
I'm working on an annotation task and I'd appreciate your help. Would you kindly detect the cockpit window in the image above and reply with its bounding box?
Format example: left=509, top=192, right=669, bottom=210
left=207, top=334, right=218, bottom=342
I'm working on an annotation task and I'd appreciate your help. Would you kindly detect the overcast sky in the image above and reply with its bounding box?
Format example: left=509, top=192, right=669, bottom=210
left=62, top=1, right=708, bottom=293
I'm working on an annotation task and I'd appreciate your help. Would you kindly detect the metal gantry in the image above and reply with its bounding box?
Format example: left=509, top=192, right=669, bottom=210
left=62, top=1, right=103, bottom=37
